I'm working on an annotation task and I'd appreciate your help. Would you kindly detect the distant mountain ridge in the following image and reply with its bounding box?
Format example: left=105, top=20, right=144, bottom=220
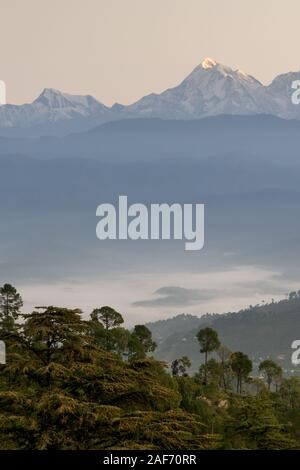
left=0, top=58, right=300, bottom=136
left=1, top=114, right=300, bottom=162
left=147, top=296, right=300, bottom=373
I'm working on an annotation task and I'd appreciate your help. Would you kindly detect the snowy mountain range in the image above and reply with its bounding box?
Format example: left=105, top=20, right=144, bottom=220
left=0, top=58, right=299, bottom=136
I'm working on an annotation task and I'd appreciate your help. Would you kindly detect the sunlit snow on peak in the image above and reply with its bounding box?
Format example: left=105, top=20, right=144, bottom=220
left=201, top=58, right=217, bottom=69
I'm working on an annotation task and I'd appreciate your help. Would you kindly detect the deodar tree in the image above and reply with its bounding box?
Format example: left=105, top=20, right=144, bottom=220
left=91, top=306, right=124, bottom=351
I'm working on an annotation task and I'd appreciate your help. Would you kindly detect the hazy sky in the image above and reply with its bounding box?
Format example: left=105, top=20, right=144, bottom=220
left=1, top=0, right=299, bottom=105
left=18, top=265, right=296, bottom=325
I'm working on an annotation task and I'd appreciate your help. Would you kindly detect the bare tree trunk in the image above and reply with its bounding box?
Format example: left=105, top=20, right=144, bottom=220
left=204, top=350, right=208, bottom=385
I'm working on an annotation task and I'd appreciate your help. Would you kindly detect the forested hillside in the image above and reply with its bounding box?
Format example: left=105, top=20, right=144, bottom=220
left=0, top=284, right=300, bottom=450
left=148, top=294, right=300, bottom=373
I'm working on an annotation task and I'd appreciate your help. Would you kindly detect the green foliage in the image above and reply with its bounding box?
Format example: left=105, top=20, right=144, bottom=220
left=171, top=356, right=191, bottom=376
left=111, top=410, right=221, bottom=450
left=224, top=396, right=297, bottom=449
left=91, top=306, right=124, bottom=330
left=197, top=327, right=221, bottom=384
left=0, top=283, right=22, bottom=334
left=197, top=327, right=220, bottom=356
left=0, top=288, right=299, bottom=450
left=216, top=345, right=234, bottom=390
left=197, top=358, right=223, bottom=386
left=130, top=325, right=156, bottom=359
left=275, top=377, right=300, bottom=443
left=230, top=351, right=252, bottom=394
left=259, top=359, right=282, bottom=391
left=0, top=304, right=220, bottom=450
left=148, top=294, right=300, bottom=373
left=91, top=307, right=124, bottom=351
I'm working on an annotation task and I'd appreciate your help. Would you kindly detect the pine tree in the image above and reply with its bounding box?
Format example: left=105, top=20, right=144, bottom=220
left=230, top=352, right=252, bottom=394
left=196, top=327, right=220, bottom=385
left=0, top=283, right=22, bottom=334
left=259, top=359, right=282, bottom=391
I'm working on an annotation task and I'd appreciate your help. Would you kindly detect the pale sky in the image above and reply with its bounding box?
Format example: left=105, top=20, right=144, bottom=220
left=1, top=0, right=299, bottom=105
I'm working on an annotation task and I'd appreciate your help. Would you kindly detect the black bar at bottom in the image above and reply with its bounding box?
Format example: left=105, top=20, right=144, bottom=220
left=0, top=450, right=298, bottom=467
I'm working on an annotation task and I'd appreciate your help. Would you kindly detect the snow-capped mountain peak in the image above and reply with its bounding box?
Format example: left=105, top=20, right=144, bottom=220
left=201, top=57, right=218, bottom=69
left=35, top=88, right=75, bottom=108
left=36, top=87, right=64, bottom=99
left=0, top=88, right=109, bottom=135
left=34, top=88, right=105, bottom=111
left=126, top=58, right=265, bottom=119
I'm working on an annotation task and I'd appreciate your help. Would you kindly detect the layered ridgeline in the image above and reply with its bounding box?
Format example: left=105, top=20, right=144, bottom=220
left=0, top=58, right=300, bottom=136
left=147, top=294, right=300, bottom=373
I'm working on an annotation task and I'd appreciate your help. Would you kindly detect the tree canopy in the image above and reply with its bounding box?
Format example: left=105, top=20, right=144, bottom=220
left=0, top=284, right=299, bottom=450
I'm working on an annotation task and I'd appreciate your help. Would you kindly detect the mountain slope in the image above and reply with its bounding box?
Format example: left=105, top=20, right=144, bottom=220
left=123, top=58, right=265, bottom=119
left=0, top=88, right=111, bottom=136
left=147, top=296, right=300, bottom=373
left=266, top=72, right=300, bottom=118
